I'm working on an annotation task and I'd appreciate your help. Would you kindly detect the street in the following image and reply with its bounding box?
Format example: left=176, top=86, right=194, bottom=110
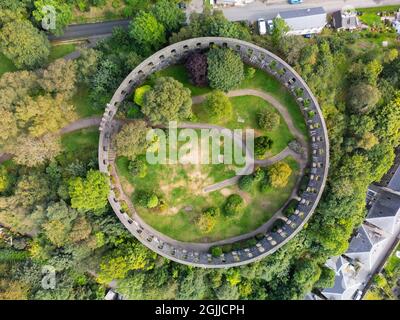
left=221, top=0, right=400, bottom=21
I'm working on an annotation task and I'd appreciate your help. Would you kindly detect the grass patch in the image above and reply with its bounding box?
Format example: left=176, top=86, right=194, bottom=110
left=0, top=53, right=17, bottom=77
left=49, top=44, right=76, bottom=62
left=59, top=128, right=99, bottom=164
left=71, top=85, right=103, bottom=117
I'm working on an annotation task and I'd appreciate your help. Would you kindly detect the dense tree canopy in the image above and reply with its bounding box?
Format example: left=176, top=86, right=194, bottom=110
left=114, top=120, right=150, bottom=160
left=203, top=90, right=232, bottom=121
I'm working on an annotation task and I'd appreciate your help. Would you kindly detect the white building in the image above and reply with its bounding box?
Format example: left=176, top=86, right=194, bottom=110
left=276, top=7, right=327, bottom=36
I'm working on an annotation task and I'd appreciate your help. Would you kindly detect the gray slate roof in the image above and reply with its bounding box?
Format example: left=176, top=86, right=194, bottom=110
left=277, top=7, right=327, bottom=31
left=347, top=225, right=385, bottom=254
left=367, top=190, right=400, bottom=219
left=388, top=165, right=400, bottom=192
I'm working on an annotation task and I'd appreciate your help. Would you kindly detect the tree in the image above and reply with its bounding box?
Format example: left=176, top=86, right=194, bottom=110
left=197, top=207, right=220, bottom=233
left=347, top=83, right=380, bottom=114
left=223, top=194, right=245, bottom=217
left=0, top=166, right=10, bottom=193
left=185, top=52, right=208, bottom=87
left=134, top=85, right=152, bottom=107
left=39, top=59, right=77, bottom=98
left=257, top=109, right=280, bottom=131
left=268, top=162, right=292, bottom=188
left=207, top=47, right=244, bottom=92
left=69, top=170, right=110, bottom=213
left=76, top=48, right=101, bottom=84
left=0, top=107, right=18, bottom=144
left=152, top=0, right=185, bottom=33
left=203, top=90, right=232, bottom=121
left=135, top=191, right=159, bottom=209
left=238, top=174, right=255, bottom=192
left=142, top=77, right=192, bottom=124
left=314, top=266, right=335, bottom=289
left=254, top=136, right=273, bottom=158
left=11, top=134, right=62, bottom=167
left=32, top=0, right=73, bottom=36
left=0, top=20, right=50, bottom=69
left=129, top=11, right=166, bottom=51
left=128, top=157, right=148, bottom=178
left=271, top=17, right=289, bottom=47
left=114, top=120, right=149, bottom=160
left=357, top=132, right=379, bottom=150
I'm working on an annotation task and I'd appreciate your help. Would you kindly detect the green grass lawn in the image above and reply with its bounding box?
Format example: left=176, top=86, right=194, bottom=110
left=71, top=85, right=103, bottom=118
left=59, top=128, right=99, bottom=165
left=0, top=53, right=17, bottom=77
left=116, top=154, right=299, bottom=242
left=49, top=44, right=77, bottom=62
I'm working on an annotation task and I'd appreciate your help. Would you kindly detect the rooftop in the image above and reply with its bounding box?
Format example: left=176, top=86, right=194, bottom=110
left=278, top=7, right=326, bottom=19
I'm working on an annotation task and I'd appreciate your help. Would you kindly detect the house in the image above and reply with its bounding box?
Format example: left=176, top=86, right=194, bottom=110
left=276, top=7, right=327, bottom=36
left=332, top=9, right=360, bottom=30
left=214, top=0, right=254, bottom=6
left=393, top=20, right=400, bottom=35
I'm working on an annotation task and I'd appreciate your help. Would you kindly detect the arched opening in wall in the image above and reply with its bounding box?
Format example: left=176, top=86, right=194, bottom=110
left=159, top=55, right=165, bottom=60
left=196, top=42, right=202, bottom=48
left=183, top=45, right=189, bottom=51
left=235, top=45, right=241, bottom=51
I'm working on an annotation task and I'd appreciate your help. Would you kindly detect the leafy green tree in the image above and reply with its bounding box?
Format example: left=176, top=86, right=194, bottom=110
left=203, top=90, right=232, bottom=121
left=152, top=0, right=185, bottom=33
left=134, top=85, right=152, bottom=107
left=357, top=132, right=379, bottom=150
left=254, top=136, right=273, bottom=158
left=128, top=157, right=148, bottom=178
left=114, top=120, right=149, bottom=160
left=268, top=161, right=292, bottom=188
left=314, top=266, right=335, bottom=289
left=348, top=83, right=380, bottom=114
left=142, top=77, right=192, bottom=124
left=32, top=0, right=73, bottom=36
left=271, top=17, right=289, bottom=47
left=76, top=48, right=101, bottom=84
left=197, top=207, right=220, bottom=233
left=207, top=47, right=244, bottom=92
left=223, top=194, right=245, bottom=217
left=135, top=191, right=159, bottom=209
left=69, top=170, right=110, bottom=213
left=238, top=174, right=255, bottom=192
left=129, top=11, right=166, bottom=51
left=0, top=20, right=50, bottom=69
left=257, top=109, right=280, bottom=131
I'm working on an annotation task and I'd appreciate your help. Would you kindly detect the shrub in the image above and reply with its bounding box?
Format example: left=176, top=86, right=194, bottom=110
left=185, top=52, right=208, bottom=86
left=134, top=85, right=152, bottom=107
left=257, top=109, right=280, bottom=131
left=203, top=90, right=232, bottom=121
left=254, top=136, right=273, bottom=158
left=211, top=246, right=223, bottom=257
left=128, top=158, right=148, bottom=178
left=245, top=67, right=256, bottom=79
left=223, top=194, right=245, bottom=217
left=207, top=47, right=244, bottom=92
left=253, top=167, right=265, bottom=182
left=136, top=191, right=159, bottom=209
left=238, top=174, right=255, bottom=192
left=268, top=161, right=292, bottom=188
left=197, top=207, right=220, bottom=233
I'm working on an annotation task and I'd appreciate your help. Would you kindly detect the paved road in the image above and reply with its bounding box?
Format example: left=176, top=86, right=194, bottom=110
left=48, top=19, right=130, bottom=42
left=221, top=0, right=400, bottom=22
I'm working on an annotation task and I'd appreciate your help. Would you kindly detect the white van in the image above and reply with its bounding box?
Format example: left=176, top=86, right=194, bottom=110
left=258, top=18, right=267, bottom=35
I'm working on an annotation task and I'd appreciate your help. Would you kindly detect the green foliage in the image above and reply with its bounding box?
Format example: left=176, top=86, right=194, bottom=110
left=0, top=20, right=50, bottom=69
left=207, top=47, right=244, bottom=92
left=314, top=266, right=336, bottom=289
left=142, top=77, right=192, bottom=124
left=223, top=194, right=245, bottom=218
left=203, top=90, right=232, bottom=121
left=136, top=191, right=159, bottom=209
left=254, top=136, right=273, bottom=158
left=271, top=17, right=289, bottom=47
left=238, top=174, right=255, bottom=192
left=211, top=246, right=223, bottom=257
left=129, top=11, right=166, bottom=51
left=152, top=0, right=185, bottom=33
left=114, top=120, right=149, bottom=160
left=134, top=85, right=151, bottom=107
left=0, top=166, right=10, bottom=193
left=348, top=83, right=380, bottom=114
left=128, top=157, right=148, bottom=178
left=69, top=170, right=110, bottom=213
left=197, top=207, right=220, bottom=233
left=268, top=161, right=292, bottom=188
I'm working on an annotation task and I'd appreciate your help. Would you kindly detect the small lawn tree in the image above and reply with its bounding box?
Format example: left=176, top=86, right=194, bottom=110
left=268, top=161, right=292, bottom=188
left=203, top=90, right=232, bottom=121
left=254, top=136, right=273, bottom=158
left=238, top=174, right=255, bottom=192
left=142, top=77, right=192, bottom=124
left=185, top=52, right=208, bottom=87
left=197, top=207, right=220, bottom=233
left=207, top=47, right=244, bottom=92
left=257, top=109, right=280, bottom=131
left=223, top=194, right=245, bottom=217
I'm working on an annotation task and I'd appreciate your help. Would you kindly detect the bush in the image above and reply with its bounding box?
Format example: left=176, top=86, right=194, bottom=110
left=134, top=85, right=152, bottom=107
left=128, top=158, right=148, bottom=178
left=268, top=161, right=292, bottom=188
left=136, top=191, right=159, bottom=209
left=211, top=246, right=223, bottom=257
left=223, top=194, right=245, bottom=217
left=282, top=199, right=299, bottom=217
left=254, top=136, right=273, bottom=158
left=253, top=167, right=265, bottom=182
left=207, top=47, right=244, bottom=92
left=197, top=207, right=220, bottom=233
left=185, top=52, right=208, bottom=87
left=257, top=109, right=280, bottom=131
left=203, top=90, right=232, bottom=121
left=238, top=174, right=255, bottom=192
left=245, top=67, right=256, bottom=79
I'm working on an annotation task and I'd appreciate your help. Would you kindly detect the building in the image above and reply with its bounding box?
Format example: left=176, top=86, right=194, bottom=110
left=276, top=7, right=327, bottom=36
left=213, top=0, right=254, bottom=6
left=332, top=9, right=360, bottom=30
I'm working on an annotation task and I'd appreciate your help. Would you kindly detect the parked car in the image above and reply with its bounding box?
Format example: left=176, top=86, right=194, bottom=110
left=289, top=0, right=303, bottom=4
left=258, top=18, right=267, bottom=35
left=267, top=19, right=274, bottom=33
left=353, top=290, right=363, bottom=300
